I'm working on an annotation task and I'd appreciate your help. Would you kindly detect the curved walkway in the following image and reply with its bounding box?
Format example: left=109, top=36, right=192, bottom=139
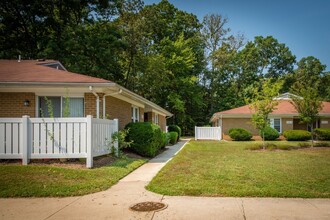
left=1, top=139, right=330, bottom=220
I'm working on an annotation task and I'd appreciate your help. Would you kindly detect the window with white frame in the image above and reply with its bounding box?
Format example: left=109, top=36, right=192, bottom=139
left=39, top=96, right=84, bottom=117
left=269, top=118, right=281, bottom=133
left=131, top=106, right=139, bottom=122
left=154, top=113, right=159, bottom=125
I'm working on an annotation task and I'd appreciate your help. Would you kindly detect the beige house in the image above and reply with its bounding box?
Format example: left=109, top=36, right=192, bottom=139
left=210, top=93, right=330, bottom=136
left=0, top=59, right=172, bottom=130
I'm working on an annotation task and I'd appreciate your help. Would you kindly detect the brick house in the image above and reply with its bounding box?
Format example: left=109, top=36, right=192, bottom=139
left=210, top=93, right=330, bottom=136
left=0, top=59, right=172, bottom=130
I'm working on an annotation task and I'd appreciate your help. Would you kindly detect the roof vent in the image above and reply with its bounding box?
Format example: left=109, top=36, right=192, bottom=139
left=18, top=55, right=21, bottom=62
left=37, top=59, right=46, bottom=62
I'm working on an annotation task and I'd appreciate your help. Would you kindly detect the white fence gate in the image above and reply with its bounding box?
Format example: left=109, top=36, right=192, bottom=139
left=0, top=115, right=118, bottom=168
left=195, top=126, right=222, bottom=140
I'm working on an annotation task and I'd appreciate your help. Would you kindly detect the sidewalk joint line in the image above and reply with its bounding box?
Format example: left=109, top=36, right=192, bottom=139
left=241, top=199, right=246, bottom=220
left=43, top=197, right=82, bottom=220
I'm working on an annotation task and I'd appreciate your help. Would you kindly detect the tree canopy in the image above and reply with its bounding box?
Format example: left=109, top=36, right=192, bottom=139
left=0, top=0, right=328, bottom=134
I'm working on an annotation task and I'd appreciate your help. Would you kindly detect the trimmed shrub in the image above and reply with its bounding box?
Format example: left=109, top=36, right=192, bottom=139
left=168, top=131, right=178, bottom=145
left=283, top=130, right=311, bottom=141
left=314, top=128, right=330, bottom=140
left=260, top=126, right=280, bottom=140
left=125, top=122, right=163, bottom=157
left=168, top=125, right=181, bottom=141
left=228, top=128, right=252, bottom=141
left=160, top=132, right=169, bottom=148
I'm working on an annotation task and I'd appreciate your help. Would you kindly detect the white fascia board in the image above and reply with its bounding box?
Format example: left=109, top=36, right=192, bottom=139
left=115, top=84, right=173, bottom=117
left=111, top=93, right=145, bottom=108
left=0, top=83, right=117, bottom=96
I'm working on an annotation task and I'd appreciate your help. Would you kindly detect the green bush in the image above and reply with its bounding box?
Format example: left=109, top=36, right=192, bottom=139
left=168, top=125, right=181, bottom=141
left=314, top=128, right=330, bottom=140
left=260, top=126, right=279, bottom=140
left=283, top=130, right=311, bottom=141
left=160, top=132, right=169, bottom=148
left=228, top=128, right=252, bottom=141
left=125, top=122, right=163, bottom=157
left=168, top=132, right=178, bottom=145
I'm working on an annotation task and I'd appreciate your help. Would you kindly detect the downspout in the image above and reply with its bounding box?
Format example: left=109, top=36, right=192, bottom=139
left=89, top=86, right=100, bottom=119
left=103, top=89, right=122, bottom=119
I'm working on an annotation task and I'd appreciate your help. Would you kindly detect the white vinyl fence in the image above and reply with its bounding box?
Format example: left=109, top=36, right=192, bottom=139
left=0, top=115, right=118, bottom=168
left=195, top=126, right=222, bottom=140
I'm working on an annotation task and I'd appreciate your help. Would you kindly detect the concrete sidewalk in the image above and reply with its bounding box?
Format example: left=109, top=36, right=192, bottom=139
left=1, top=139, right=330, bottom=220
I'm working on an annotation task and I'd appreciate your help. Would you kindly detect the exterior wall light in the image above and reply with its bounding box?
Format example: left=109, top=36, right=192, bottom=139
left=24, top=100, right=30, bottom=107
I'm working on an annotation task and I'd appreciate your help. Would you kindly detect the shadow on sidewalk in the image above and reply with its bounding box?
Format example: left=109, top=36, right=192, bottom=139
left=149, top=139, right=189, bottom=163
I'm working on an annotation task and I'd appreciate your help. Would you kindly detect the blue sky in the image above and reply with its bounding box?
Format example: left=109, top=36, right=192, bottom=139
left=144, top=0, right=330, bottom=71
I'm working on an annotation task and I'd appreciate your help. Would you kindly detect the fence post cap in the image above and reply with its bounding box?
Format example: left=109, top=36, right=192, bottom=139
left=22, top=115, right=30, bottom=118
left=86, top=115, right=93, bottom=119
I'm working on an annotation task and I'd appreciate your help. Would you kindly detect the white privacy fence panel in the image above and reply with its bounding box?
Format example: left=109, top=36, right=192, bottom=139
left=0, top=116, right=118, bottom=168
left=195, top=127, right=222, bottom=140
left=29, top=118, right=88, bottom=158
left=92, top=118, right=118, bottom=157
left=0, top=118, right=22, bottom=159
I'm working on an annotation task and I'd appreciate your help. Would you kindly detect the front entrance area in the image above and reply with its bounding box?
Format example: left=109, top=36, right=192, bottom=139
left=293, top=119, right=320, bottom=131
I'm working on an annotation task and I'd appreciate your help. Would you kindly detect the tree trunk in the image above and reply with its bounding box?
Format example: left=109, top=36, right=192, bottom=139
left=263, top=131, right=265, bottom=150
left=311, top=124, right=314, bottom=148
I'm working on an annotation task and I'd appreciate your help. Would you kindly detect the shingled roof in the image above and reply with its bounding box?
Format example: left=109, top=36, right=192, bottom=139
left=212, top=100, right=330, bottom=120
left=0, top=60, right=111, bottom=83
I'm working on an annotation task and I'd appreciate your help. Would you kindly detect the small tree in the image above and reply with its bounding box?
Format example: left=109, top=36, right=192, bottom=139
left=290, top=81, right=323, bottom=147
left=248, top=78, right=283, bottom=149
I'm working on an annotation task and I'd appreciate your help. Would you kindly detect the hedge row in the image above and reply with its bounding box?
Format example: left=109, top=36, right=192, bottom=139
left=228, top=128, right=252, bottom=141
left=125, top=122, right=163, bottom=157
left=283, top=130, right=311, bottom=141
left=314, top=128, right=330, bottom=140
left=260, top=126, right=279, bottom=140
left=125, top=123, right=182, bottom=157
left=167, top=125, right=181, bottom=141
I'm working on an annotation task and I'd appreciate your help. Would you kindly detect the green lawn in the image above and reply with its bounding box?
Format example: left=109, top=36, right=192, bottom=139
left=146, top=140, right=330, bottom=198
left=0, top=158, right=146, bottom=197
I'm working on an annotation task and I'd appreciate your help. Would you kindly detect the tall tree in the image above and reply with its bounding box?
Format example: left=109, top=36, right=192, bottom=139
left=290, top=80, right=323, bottom=147
left=201, top=13, right=244, bottom=116
left=239, top=36, right=296, bottom=79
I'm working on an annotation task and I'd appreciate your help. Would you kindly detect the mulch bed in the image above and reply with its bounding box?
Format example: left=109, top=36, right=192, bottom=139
left=0, top=151, right=145, bottom=169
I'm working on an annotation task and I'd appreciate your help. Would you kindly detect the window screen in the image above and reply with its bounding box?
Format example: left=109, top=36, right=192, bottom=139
left=39, top=97, right=61, bottom=117
left=62, top=98, right=84, bottom=117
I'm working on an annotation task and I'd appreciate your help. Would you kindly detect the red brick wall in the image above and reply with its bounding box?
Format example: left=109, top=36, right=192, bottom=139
left=159, top=115, right=166, bottom=131
left=105, top=96, right=132, bottom=130
left=0, top=92, right=36, bottom=117
left=84, top=93, right=104, bottom=118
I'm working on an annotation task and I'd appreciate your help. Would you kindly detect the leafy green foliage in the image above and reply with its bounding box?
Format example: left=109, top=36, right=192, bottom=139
left=1, top=0, right=328, bottom=137
left=290, top=77, right=323, bottom=146
left=167, top=125, right=181, bottom=140
left=283, top=130, right=311, bottom=141
left=260, top=127, right=280, bottom=140
left=168, top=131, right=178, bottom=145
left=228, top=128, right=252, bottom=141
left=161, top=132, right=169, bottom=148
left=125, top=122, right=163, bottom=157
left=314, top=128, right=330, bottom=140
left=248, top=78, right=283, bottom=147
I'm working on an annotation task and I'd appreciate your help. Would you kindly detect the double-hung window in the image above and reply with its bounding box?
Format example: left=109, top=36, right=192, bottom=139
left=131, top=106, right=139, bottom=122
left=154, top=113, right=159, bottom=125
left=269, top=118, right=281, bottom=133
left=39, top=96, right=84, bottom=117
